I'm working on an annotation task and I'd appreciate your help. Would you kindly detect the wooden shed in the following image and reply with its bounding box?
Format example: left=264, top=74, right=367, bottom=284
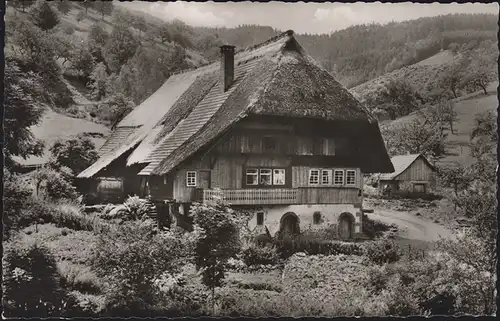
left=373, top=154, right=436, bottom=196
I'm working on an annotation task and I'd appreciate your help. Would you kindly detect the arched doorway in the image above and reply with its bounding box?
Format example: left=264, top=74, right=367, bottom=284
left=338, top=212, right=355, bottom=240
left=279, top=212, right=300, bottom=236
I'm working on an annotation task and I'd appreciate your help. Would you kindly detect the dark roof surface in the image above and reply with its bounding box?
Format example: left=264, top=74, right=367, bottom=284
left=79, top=31, right=393, bottom=178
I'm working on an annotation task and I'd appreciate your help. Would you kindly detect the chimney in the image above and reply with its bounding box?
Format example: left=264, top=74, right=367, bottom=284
left=220, top=45, right=235, bottom=92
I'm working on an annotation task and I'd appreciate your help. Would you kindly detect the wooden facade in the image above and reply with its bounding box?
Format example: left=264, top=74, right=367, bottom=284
left=148, top=117, right=364, bottom=206
left=378, top=155, right=435, bottom=195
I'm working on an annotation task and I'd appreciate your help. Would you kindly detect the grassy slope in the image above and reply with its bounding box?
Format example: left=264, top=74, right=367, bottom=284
left=349, top=49, right=458, bottom=103
left=13, top=109, right=110, bottom=166
left=383, top=81, right=498, bottom=167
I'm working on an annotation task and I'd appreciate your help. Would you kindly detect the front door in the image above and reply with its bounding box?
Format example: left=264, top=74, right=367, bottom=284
left=339, top=215, right=353, bottom=239
left=281, top=214, right=299, bottom=236
left=413, top=183, right=426, bottom=193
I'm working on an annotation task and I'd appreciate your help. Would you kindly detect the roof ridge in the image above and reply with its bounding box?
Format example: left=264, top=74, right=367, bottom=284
left=236, top=30, right=294, bottom=54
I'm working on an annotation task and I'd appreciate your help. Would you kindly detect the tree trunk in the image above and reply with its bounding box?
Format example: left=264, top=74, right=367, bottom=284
left=480, top=84, right=487, bottom=95
left=451, top=87, right=457, bottom=99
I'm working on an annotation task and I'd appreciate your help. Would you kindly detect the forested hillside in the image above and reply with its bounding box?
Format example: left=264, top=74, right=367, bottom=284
left=187, top=14, right=497, bottom=89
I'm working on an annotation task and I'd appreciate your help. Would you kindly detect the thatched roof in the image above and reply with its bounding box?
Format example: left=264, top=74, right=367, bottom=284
left=375, top=154, right=434, bottom=181
left=78, top=30, right=393, bottom=179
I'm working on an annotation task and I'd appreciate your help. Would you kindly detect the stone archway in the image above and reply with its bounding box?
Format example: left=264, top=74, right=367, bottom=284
left=279, top=212, right=300, bottom=236
left=338, top=212, right=355, bottom=240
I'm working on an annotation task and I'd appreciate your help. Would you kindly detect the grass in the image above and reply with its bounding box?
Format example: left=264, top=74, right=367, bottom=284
left=382, top=82, right=497, bottom=167
left=11, top=109, right=109, bottom=167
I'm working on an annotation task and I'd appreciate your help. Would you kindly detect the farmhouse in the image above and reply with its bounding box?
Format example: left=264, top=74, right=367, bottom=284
left=373, top=153, right=436, bottom=196
left=78, top=30, right=393, bottom=239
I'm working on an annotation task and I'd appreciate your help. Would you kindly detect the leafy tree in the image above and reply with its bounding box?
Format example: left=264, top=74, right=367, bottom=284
left=155, top=23, right=172, bottom=44
left=92, top=222, right=193, bottom=315
left=436, top=164, right=472, bottom=209
left=56, top=0, right=71, bottom=15
left=104, top=27, right=139, bottom=72
left=88, top=62, right=109, bottom=100
left=8, top=0, right=36, bottom=13
left=3, top=236, right=74, bottom=317
left=375, top=78, right=424, bottom=120
left=76, top=10, right=85, bottom=23
left=3, top=169, right=33, bottom=237
left=70, top=42, right=95, bottom=80
left=29, top=0, right=60, bottom=31
left=133, top=15, right=147, bottom=38
left=461, top=48, right=495, bottom=95
left=49, top=31, right=74, bottom=67
left=420, top=99, right=458, bottom=134
left=97, top=93, right=135, bottom=126
left=3, top=59, right=45, bottom=168
left=49, top=135, right=99, bottom=175
left=191, top=197, right=241, bottom=314
left=438, top=59, right=463, bottom=98
left=88, top=23, right=109, bottom=47
left=94, top=0, right=114, bottom=20
left=31, top=166, right=78, bottom=200
left=382, top=118, right=447, bottom=163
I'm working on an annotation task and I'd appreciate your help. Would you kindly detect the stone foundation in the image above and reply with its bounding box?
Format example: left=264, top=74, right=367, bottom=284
left=243, top=204, right=363, bottom=239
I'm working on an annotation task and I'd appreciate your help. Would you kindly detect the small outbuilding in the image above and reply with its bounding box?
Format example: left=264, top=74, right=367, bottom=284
left=372, top=154, right=436, bottom=196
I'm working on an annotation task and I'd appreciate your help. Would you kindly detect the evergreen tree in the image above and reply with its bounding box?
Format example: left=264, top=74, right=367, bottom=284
left=29, top=1, right=60, bottom=31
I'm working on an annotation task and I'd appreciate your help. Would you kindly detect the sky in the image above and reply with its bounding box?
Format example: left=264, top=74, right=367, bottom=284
left=118, top=1, right=498, bottom=34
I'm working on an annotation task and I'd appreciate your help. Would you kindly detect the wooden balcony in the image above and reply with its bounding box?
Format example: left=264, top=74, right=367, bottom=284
left=197, top=187, right=361, bottom=205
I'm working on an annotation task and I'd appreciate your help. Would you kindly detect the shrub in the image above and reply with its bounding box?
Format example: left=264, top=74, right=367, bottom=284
left=241, top=243, right=279, bottom=267
left=3, top=170, right=33, bottom=237
left=92, top=222, right=194, bottom=316
left=123, top=195, right=149, bottom=220
left=22, top=198, right=107, bottom=233
left=275, top=237, right=363, bottom=259
left=362, top=214, right=392, bottom=239
left=362, top=239, right=401, bottom=264
left=31, top=167, right=79, bottom=201
left=3, top=235, right=74, bottom=317
left=58, top=262, right=102, bottom=294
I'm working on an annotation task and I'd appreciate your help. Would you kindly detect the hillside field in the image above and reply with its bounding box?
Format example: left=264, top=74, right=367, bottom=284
left=383, top=81, right=498, bottom=167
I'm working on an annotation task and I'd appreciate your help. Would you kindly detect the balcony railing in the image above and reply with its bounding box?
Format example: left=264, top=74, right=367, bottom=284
left=197, top=187, right=361, bottom=205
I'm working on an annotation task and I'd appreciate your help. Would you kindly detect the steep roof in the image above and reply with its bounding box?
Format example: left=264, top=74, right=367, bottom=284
left=377, top=154, right=433, bottom=181
left=78, top=31, right=393, bottom=178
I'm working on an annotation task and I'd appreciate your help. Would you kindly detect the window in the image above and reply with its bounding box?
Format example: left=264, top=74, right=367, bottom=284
left=263, top=136, right=277, bottom=152
left=309, top=169, right=320, bottom=185
left=246, top=169, right=259, bottom=185
left=186, top=171, right=197, bottom=187
left=346, top=170, right=356, bottom=186
left=259, top=169, right=272, bottom=185
left=273, top=169, right=286, bottom=185
left=257, top=212, right=264, bottom=225
left=334, top=170, right=344, bottom=185
left=321, top=169, right=332, bottom=185
left=313, top=211, right=322, bottom=224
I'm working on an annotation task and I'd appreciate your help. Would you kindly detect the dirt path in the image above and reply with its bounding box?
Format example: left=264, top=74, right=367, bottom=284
left=367, top=208, right=455, bottom=243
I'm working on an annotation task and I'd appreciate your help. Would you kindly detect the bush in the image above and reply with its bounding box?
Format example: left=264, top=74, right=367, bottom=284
left=3, top=170, right=33, bottom=237
left=362, top=214, right=392, bottom=239
left=58, top=262, right=102, bottom=294
left=3, top=235, right=74, bottom=317
left=362, top=239, right=401, bottom=264
left=275, top=237, right=364, bottom=259
left=92, top=222, right=195, bottom=316
left=31, top=167, right=79, bottom=201
left=241, top=244, right=279, bottom=267
left=123, top=195, right=149, bottom=220
left=22, top=198, right=107, bottom=233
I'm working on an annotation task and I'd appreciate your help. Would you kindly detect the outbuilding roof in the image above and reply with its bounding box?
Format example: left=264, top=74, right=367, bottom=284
left=376, top=154, right=434, bottom=181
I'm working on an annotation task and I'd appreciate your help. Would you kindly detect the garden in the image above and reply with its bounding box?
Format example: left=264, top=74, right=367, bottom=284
left=3, top=168, right=496, bottom=317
